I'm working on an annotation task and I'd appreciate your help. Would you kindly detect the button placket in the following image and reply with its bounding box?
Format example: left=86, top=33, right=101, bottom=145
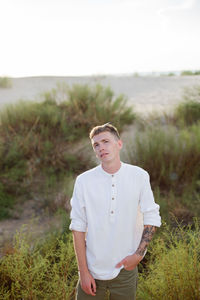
left=110, top=175, right=116, bottom=221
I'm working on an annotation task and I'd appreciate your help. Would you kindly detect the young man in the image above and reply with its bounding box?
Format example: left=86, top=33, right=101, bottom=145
left=69, top=123, right=161, bottom=300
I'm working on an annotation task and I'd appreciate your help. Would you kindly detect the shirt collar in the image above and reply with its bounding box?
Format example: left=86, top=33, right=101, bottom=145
left=99, top=161, right=124, bottom=177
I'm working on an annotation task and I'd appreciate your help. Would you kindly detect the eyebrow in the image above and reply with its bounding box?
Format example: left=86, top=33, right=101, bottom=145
left=93, top=138, right=109, bottom=146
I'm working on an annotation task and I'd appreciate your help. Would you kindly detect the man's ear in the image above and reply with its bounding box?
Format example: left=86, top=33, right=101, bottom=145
left=118, top=139, right=123, bottom=149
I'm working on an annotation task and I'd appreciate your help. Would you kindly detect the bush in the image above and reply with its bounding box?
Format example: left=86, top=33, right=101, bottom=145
left=0, top=183, right=14, bottom=219
left=175, top=101, right=200, bottom=126
left=0, top=228, right=78, bottom=299
left=153, top=187, right=200, bottom=225
left=0, top=83, right=135, bottom=155
left=181, top=70, right=200, bottom=76
left=123, top=124, right=200, bottom=192
left=137, top=220, right=200, bottom=300
left=43, top=83, right=136, bottom=131
left=0, top=77, right=12, bottom=88
left=1, top=220, right=199, bottom=300
left=173, top=86, right=200, bottom=126
left=139, top=85, right=200, bottom=128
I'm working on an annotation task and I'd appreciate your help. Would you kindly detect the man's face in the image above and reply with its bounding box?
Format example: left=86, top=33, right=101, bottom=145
left=91, top=131, right=123, bottom=163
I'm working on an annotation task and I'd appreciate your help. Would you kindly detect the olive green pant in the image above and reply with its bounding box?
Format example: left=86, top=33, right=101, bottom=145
left=76, top=267, right=138, bottom=300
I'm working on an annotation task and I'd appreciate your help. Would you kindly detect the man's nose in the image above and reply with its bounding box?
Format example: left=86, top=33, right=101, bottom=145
left=99, top=144, right=104, bottom=152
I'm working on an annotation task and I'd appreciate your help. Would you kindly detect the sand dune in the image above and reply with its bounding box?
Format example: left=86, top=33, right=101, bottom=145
left=0, top=75, right=200, bottom=114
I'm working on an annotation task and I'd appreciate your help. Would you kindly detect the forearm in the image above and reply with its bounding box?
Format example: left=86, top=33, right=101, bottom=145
left=135, top=225, right=157, bottom=257
left=72, top=230, right=96, bottom=295
left=72, top=230, right=89, bottom=273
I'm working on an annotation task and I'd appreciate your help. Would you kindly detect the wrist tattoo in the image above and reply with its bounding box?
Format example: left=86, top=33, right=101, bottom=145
left=135, top=226, right=156, bottom=256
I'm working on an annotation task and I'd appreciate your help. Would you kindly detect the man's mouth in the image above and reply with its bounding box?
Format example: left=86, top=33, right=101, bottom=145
left=100, top=153, right=108, bottom=158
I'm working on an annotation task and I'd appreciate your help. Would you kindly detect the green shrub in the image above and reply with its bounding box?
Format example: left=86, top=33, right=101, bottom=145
left=137, top=220, right=200, bottom=300
left=0, top=77, right=12, bottom=88
left=174, top=85, right=200, bottom=126
left=123, top=124, right=200, bottom=192
left=0, top=83, right=135, bottom=154
left=181, top=70, right=194, bottom=76
left=0, top=228, right=78, bottom=299
left=43, top=83, right=136, bottom=131
left=153, top=187, right=200, bottom=225
left=140, top=86, right=200, bottom=128
left=1, top=220, right=199, bottom=300
left=0, top=183, right=14, bottom=219
left=181, top=70, right=200, bottom=76
left=0, top=137, right=28, bottom=220
left=175, top=101, right=200, bottom=126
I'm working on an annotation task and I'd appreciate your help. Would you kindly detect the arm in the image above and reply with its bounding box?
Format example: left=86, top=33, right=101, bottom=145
left=116, top=172, right=161, bottom=270
left=72, top=230, right=96, bottom=296
left=135, top=225, right=156, bottom=256
left=116, top=225, right=157, bottom=270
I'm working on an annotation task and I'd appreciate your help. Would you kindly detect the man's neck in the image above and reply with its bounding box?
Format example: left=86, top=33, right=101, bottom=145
left=101, top=159, right=121, bottom=174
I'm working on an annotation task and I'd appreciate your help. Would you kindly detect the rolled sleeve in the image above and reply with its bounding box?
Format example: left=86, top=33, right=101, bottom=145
left=139, top=171, right=161, bottom=227
left=69, top=177, right=87, bottom=232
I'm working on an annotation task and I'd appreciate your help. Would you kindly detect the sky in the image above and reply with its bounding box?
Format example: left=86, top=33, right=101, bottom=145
left=0, top=0, right=200, bottom=77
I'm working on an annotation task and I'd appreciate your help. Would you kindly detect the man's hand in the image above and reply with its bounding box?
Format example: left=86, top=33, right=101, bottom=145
left=79, top=270, right=96, bottom=296
left=116, top=225, right=157, bottom=271
left=115, top=253, right=142, bottom=271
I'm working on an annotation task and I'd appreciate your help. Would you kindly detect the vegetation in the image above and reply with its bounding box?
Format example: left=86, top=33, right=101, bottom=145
left=175, top=101, right=200, bottom=125
left=167, top=72, right=175, bottom=76
left=0, top=81, right=200, bottom=299
left=0, top=83, right=136, bottom=220
left=173, top=86, right=200, bottom=126
left=122, top=85, right=200, bottom=223
left=0, top=183, right=14, bottom=219
left=133, top=72, right=140, bottom=77
left=0, top=222, right=78, bottom=300
left=42, top=82, right=135, bottom=130
left=0, top=220, right=199, bottom=299
left=0, top=77, right=12, bottom=88
left=137, top=220, right=200, bottom=300
left=123, top=124, right=200, bottom=223
left=124, top=124, right=200, bottom=191
left=181, top=70, right=200, bottom=76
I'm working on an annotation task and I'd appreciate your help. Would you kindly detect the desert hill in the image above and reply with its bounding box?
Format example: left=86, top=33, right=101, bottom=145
left=1, top=75, right=200, bottom=114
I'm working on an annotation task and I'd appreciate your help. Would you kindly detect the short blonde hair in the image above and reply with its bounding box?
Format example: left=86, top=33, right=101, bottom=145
left=89, top=123, right=120, bottom=140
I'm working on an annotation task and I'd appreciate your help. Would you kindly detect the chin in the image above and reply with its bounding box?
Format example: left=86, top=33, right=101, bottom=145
left=101, top=157, right=113, bottom=162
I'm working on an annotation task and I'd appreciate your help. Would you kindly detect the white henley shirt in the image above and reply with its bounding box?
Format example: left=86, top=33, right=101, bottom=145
left=69, top=162, right=161, bottom=280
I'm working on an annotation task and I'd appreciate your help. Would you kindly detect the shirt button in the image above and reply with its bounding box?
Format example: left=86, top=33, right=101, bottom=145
left=111, top=211, right=114, bottom=214
left=112, top=184, right=114, bottom=187
left=112, top=197, right=114, bottom=200
left=112, top=175, right=114, bottom=177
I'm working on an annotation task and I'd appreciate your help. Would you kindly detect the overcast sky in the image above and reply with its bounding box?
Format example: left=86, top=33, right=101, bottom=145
left=0, top=0, right=200, bottom=77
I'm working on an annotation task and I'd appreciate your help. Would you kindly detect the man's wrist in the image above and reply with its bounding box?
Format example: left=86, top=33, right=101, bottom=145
left=78, top=268, right=90, bottom=275
left=135, top=247, right=146, bottom=257
left=134, top=251, right=144, bottom=260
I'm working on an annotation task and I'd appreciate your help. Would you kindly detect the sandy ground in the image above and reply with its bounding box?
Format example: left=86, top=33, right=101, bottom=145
left=0, top=75, right=200, bottom=115
left=1, top=74, right=200, bottom=253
